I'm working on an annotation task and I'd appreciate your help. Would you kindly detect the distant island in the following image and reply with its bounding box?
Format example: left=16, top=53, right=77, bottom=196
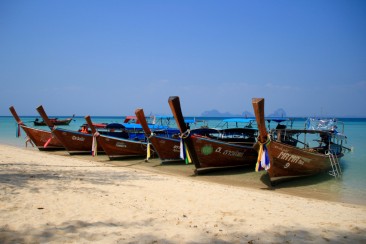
left=201, top=108, right=287, bottom=117
left=268, top=108, right=287, bottom=117
left=201, top=109, right=242, bottom=117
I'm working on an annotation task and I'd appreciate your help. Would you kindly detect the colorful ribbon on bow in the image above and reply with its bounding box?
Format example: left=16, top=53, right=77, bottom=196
left=179, top=129, right=192, bottom=164
left=146, top=140, right=151, bottom=161
left=44, top=137, right=52, bottom=148
left=92, top=132, right=100, bottom=157
left=180, top=139, right=192, bottom=164
left=255, top=135, right=271, bottom=172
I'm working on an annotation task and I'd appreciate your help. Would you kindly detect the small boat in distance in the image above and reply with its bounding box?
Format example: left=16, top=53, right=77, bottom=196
left=33, top=114, right=75, bottom=126
left=9, top=106, right=64, bottom=151
left=252, top=98, right=349, bottom=185
left=168, top=96, right=258, bottom=173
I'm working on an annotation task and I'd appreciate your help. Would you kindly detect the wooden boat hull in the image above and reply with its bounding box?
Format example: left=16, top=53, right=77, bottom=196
left=190, top=135, right=257, bottom=169
left=52, top=128, right=103, bottom=154
left=267, top=141, right=342, bottom=183
left=20, top=125, right=64, bottom=151
left=149, top=136, right=182, bottom=162
left=96, top=135, right=151, bottom=159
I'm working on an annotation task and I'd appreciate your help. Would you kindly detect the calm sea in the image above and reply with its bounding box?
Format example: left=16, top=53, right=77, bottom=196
left=1, top=115, right=365, bottom=205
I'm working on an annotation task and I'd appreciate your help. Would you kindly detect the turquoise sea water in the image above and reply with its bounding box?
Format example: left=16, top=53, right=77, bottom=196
left=1, top=115, right=365, bottom=205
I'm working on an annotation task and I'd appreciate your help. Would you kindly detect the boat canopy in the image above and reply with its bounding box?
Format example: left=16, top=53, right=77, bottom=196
left=265, top=117, right=288, bottom=123
left=184, top=119, right=195, bottom=123
left=83, top=123, right=107, bottom=129
left=106, top=123, right=126, bottom=129
left=214, top=118, right=255, bottom=129
left=222, top=118, right=255, bottom=123
left=122, top=123, right=168, bottom=130
left=191, top=128, right=220, bottom=135
left=154, top=115, right=174, bottom=119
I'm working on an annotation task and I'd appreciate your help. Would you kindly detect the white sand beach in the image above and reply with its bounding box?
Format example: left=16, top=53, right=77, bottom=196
left=1, top=144, right=365, bottom=243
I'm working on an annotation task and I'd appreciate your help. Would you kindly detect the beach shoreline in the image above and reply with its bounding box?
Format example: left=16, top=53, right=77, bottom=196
left=47, top=145, right=366, bottom=206
left=1, top=144, right=365, bottom=243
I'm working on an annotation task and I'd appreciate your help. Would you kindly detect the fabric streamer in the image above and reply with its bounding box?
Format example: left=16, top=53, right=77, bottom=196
left=260, top=144, right=270, bottom=170
left=146, top=141, right=151, bottom=161
left=255, top=136, right=271, bottom=171
left=44, top=137, right=52, bottom=148
left=92, top=132, right=99, bottom=157
left=184, top=143, right=192, bottom=164
left=179, top=139, right=191, bottom=164
left=180, top=139, right=185, bottom=160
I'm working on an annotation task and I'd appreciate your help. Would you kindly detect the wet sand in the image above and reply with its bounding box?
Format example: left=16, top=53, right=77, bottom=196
left=60, top=151, right=364, bottom=206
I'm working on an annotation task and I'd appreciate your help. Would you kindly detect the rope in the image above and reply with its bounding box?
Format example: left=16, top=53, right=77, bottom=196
left=257, top=134, right=271, bottom=146
left=25, top=136, right=34, bottom=148
left=179, top=129, right=190, bottom=139
left=50, top=126, right=57, bottom=133
left=147, top=132, right=155, bottom=139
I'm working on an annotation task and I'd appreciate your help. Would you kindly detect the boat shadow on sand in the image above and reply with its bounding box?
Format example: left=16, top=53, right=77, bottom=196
left=193, top=165, right=254, bottom=176
left=260, top=171, right=342, bottom=189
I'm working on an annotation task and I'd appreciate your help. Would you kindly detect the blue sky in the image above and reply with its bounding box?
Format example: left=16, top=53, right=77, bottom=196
left=1, top=0, right=365, bottom=117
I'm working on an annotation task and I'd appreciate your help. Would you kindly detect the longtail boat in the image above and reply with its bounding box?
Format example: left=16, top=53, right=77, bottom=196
left=36, top=105, right=103, bottom=155
left=168, top=96, right=258, bottom=173
left=135, top=108, right=182, bottom=162
left=33, top=115, right=75, bottom=126
left=84, top=115, right=154, bottom=159
left=252, top=98, right=348, bottom=184
left=9, top=106, right=64, bottom=151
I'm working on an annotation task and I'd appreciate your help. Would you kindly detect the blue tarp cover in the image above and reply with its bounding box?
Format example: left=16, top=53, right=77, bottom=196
left=106, top=123, right=126, bottom=129
left=222, top=118, right=255, bottom=123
